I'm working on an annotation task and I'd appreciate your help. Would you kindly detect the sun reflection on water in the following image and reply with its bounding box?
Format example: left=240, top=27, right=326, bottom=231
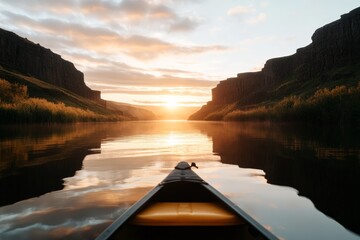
left=0, top=121, right=359, bottom=240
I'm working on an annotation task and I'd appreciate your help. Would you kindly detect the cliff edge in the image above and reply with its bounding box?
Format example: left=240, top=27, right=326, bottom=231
left=0, top=28, right=104, bottom=105
left=190, top=7, right=360, bottom=120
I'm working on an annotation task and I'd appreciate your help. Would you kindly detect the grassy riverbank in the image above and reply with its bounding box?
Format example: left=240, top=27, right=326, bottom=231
left=224, top=83, right=360, bottom=125
left=0, top=79, right=126, bottom=123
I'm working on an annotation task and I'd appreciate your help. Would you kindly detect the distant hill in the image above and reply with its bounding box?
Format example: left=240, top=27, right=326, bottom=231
left=106, top=101, right=158, bottom=120
left=189, top=7, right=360, bottom=125
left=0, top=28, right=156, bottom=121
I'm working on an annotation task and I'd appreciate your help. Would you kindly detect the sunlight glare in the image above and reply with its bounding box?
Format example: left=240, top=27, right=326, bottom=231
left=165, top=97, right=178, bottom=108
left=166, top=133, right=180, bottom=146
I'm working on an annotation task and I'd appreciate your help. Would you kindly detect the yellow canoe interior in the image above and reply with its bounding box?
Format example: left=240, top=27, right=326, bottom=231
left=131, top=202, right=245, bottom=226
left=95, top=163, right=277, bottom=240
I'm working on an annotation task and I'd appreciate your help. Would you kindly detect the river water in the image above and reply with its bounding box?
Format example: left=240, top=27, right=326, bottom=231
left=0, top=121, right=359, bottom=240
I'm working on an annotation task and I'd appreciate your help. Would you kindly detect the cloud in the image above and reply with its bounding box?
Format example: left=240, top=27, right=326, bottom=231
left=0, top=0, right=200, bottom=33
left=246, top=13, right=267, bottom=24
left=227, top=6, right=255, bottom=16
left=81, top=60, right=216, bottom=106
left=169, top=17, right=199, bottom=32
left=98, top=86, right=210, bottom=96
left=85, top=65, right=218, bottom=89
left=77, top=33, right=226, bottom=60
left=134, top=100, right=206, bottom=105
left=157, top=0, right=204, bottom=4
left=110, top=0, right=201, bottom=32
left=0, top=11, right=226, bottom=60
left=0, top=0, right=76, bottom=15
left=227, top=5, right=267, bottom=25
left=0, top=0, right=224, bottom=106
left=153, top=68, right=203, bottom=76
left=80, top=0, right=199, bottom=32
left=80, top=0, right=177, bottom=23
left=118, top=0, right=176, bottom=21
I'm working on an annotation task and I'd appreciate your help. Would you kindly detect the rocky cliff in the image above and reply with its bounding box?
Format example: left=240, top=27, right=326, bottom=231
left=0, top=28, right=104, bottom=104
left=190, top=7, right=360, bottom=120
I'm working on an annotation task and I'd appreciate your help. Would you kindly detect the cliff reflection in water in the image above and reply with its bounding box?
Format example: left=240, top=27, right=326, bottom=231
left=0, top=124, right=104, bottom=206
left=202, top=122, right=360, bottom=235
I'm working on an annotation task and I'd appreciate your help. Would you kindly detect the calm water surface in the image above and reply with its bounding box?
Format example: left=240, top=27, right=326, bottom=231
left=0, top=121, right=359, bottom=240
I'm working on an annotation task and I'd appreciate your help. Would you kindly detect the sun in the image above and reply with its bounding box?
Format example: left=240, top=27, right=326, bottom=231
left=165, top=97, right=178, bottom=109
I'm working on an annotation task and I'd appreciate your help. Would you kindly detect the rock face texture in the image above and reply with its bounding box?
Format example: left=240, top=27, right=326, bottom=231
left=190, top=7, right=360, bottom=119
left=0, top=28, right=103, bottom=104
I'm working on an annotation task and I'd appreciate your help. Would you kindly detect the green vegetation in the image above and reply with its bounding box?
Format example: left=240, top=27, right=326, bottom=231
left=205, top=103, right=237, bottom=121
left=190, top=63, right=360, bottom=123
left=224, top=82, right=360, bottom=126
left=0, top=66, right=112, bottom=116
left=0, top=79, right=125, bottom=123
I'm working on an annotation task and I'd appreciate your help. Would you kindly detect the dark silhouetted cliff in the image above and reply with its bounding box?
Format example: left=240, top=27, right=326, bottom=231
left=0, top=28, right=104, bottom=104
left=190, top=7, right=360, bottom=120
left=192, top=122, right=360, bottom=234
left=0, top=124, right=105, bottom=206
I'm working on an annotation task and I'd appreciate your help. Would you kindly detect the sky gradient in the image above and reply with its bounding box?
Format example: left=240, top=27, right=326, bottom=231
left=0, top=0, right=359, bottom=109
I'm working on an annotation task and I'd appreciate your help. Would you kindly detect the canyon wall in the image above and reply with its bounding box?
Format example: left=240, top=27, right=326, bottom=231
left=190, top=7, right=360, bottom=119
left=0, top=28, right=103, bottom=104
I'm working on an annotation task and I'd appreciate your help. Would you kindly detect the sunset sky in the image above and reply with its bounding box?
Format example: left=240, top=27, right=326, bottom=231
left=0, top=0, right=359, bottom=110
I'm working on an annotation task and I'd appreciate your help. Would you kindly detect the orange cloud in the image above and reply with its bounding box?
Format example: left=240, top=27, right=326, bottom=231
left=85, top=66, right=217, bottom=88
left=1, top=11, right=225, bottom=60
left=98, top=87, right=210, bottom=96
left=0, top=1, right=224, bottom=107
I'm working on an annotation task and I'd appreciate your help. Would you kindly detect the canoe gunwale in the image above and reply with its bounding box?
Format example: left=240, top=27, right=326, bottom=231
left=95, top=185, right=163, bottom=240
left=203, top=184, right=278, bottom=240
left=95, top=162, right=279, bottom=240
left=159, top=179, right=207, bottom=185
